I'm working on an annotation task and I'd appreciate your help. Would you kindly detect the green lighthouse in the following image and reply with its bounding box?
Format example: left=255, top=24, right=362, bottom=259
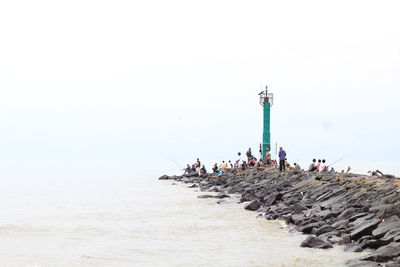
left=258, top=86, right=273, bottom=160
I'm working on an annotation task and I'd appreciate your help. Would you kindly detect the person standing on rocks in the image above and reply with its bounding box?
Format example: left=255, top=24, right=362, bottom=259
left=278, top=147, right=286, bottom=171
left=236, top=152, right=243, bottom=173
left=196, top=158, right=201, bottom=168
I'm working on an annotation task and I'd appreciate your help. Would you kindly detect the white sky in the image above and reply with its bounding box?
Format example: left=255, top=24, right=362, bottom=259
left=0, top=0, right=399, bottom=175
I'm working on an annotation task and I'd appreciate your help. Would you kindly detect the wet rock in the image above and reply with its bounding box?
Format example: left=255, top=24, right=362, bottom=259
left=300, top=236, right=333, bottom=249
left=361, top=239, right=391, bottom=250
left=291, top=214, right=306, bottom=225
left=372, top=216, right=400, bottom=238
left=215, top=178, right=227, bottom=185
left=350, top=219, right=380, bottom=241
left=337, top=207, right=357, bottom=220
left=159, top=175, right=171, bottom=180
left=315, top=225, right=336, bottom=236
left=216, top=194, right=230, bottom=199
left=245, top=200, right=261, bottom=211
left=186, top=171, right=198, bottom=177
left=282, top=215, right=293, bottom=224
left=381, top=228, right=400, bottom=242
left=360, top=243, right=400, bottom=263
left=332, top=219, right=349, bottom=230
left=188, top=184, right=198, bottom=188
left=348, top=213, right=369, bottom=222
left=263, top=193, right=279, bottom=206
left=197, top=194, right=216, bottom=199
left=318, top=231, right=340, bottom=242
left=346, top=260, right=381, bottom=267
left=344, top=243, right=363, bottom=252
left=299, top=221, right=325, bottom=234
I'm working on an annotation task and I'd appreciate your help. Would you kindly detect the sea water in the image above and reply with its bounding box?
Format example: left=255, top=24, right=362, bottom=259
left=0, top=159, right=366, bottom=267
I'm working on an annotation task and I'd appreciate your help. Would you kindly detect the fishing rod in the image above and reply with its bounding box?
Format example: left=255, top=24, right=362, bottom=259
left=329, top=148, right=360, bottom=167
left=161, top=154, right=184, bottom=171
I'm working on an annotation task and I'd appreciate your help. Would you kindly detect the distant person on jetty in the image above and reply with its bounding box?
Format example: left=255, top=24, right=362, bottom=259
left=199, top=165, right=207, bottom=177
left=308, top=159, right=317, bottom=171
left=315, top=159, right=321, bottom=171
left=183, top=164, right=191, bottom=175
left=367, top=170, right=395, bottom=178
left=293, top=163, right=301, bottom=170
left=212, top=163, right=218, bottom=174
left=279, top=147, right=286, bottom=171
left=219, top=161, right=228, bottom=173
left=228, top=160, right=233, bottom=169
left=319, top=159, right=329, bottom=172
left=265, top=152, right=272, bottom=166
left=196, top=158, right=201, bottom=168
left=329, top=167, right=336, bottom=173
left=246, top=148, right=252, bottom=162
left=248, top=157, right=256, bottom=167
left=236, top=152, right=244, bottom=173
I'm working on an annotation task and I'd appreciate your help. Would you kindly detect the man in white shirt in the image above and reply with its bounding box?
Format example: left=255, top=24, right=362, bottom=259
left=319, top=159, right=328, bottom=172
left=236, top=152, right=243, bottom=172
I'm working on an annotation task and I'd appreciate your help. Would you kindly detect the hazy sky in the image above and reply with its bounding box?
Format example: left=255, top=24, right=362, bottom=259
left=0, top=0, right=399, bottom=175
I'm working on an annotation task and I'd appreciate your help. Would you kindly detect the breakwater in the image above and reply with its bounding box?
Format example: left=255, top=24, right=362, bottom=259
left=160, top=169, right=400, bottom=266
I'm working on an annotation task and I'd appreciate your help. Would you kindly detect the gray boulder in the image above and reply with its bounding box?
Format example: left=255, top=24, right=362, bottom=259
left=300, top=236, right=333, bottom=249
left=245, top=200, right=261, bottom=211
left=372, top=216, right=400, bottom=238
left=350, top=219, right=380, bottom=241
left=315, top=225, right=336, bottom=236
left=360, top=243, right=400, bottom=263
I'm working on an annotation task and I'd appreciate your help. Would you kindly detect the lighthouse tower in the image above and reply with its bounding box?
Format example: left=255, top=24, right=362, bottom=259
left=258, top=86, right=274, bottom=160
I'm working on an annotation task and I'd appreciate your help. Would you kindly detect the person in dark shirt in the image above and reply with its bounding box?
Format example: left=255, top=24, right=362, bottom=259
left=278, top=147, right=287, bottom=172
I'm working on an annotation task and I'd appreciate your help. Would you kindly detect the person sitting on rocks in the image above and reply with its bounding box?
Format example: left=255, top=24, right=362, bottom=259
left=219, top=161, right=228, bottom=173
left=256, top=159, right=265, bottom=171
left=308, top=159, right=317, bottom=171
left=199, top=165, right=207, bottom=177
left=183, top=164, right=191, bottom=175
left=285, top=159, right=291, bottom=170
left=329, top=167, right=336, bottom=173
left=315, top=159, right=321, bottom=172
left=293, top=163, right=301, bottom=170
left=241, top=160, right=247, bottom=171
left=248, top=157, right=256, bottom=167
left=319, top=159, right=329, bottom=172
left=264, top=152, right=272, bottom=166
left=212, top=163, right=218, bottom=174
left=255, top=158, right=263, bottom=167
left=191, top=164, right=197, bottom=172
left=271, top=159, right=278, bottom=168
left=246, top=148, right=252, bottom=162
left=368, top=170, right=395, bottom=178
left=343, top=166, right=351, bottom=174
left=228, top=160, right=233, bottom=169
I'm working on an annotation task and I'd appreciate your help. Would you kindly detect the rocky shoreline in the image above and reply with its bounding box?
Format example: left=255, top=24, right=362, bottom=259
left=159, top=169, right=400, bottom=267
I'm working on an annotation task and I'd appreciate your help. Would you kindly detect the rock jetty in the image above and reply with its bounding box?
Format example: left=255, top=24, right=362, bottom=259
left=159, top=169, right=400, bottom=266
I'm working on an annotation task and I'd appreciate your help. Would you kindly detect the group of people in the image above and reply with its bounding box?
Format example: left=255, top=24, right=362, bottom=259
left=182, top=146, right=395, bottom=179
left=307, top=159, right=333, bottom=172
left=183, top=158, right=207, bottom=177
